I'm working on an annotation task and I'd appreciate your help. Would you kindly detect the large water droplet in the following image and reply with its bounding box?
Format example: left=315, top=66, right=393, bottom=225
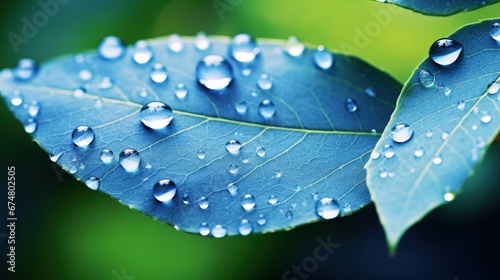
left=345, top=98, right=358, bottom=113
left=198, top=196, right=209, bottom=209
left=227, top=183, right=238, bottom=196
left=196, top=54, right=233, bottom=91
left=238, top=219, right=253, bottom=236
left=153, top=179, right=177, bottom=202
left=14, top=58, right=38, bottom=81
left=174, top=83, right=188, bottom=99
left=195, top=32, right=211, bottom=50
left=429, top=38, right=463, bottom=66
left=268, top=195, right=278, bottom=205
left=313, top=45, right=334, bottom=70
left=98, top=36, right=125, bottom=60
left=383, top=144, right=395, bottom=158
left=100, top=149, right=114, bottom=163
left=10, top=91, right=23, bottom=106
left=284, top=36, right=305, bottom=57
left=235, top=101, right=248, bottom=114
left=230, top=34, right=260, bottom=63
left=488, top=82, right=500, bottom=94
left=72, top=125, right=95, bottom=147
left=211, top=225, right=227, bottom=238
left=132, top=40, right=153, bottom=64
left=256, top=146, right=266, bottom=157
left=391, top=123, right=413, bottom=143
left=241, top=194, right=256, bottom=210
left=316, top=198, right=340, bottom=219
left=257, top=214, right=267, bottom=226
left=418, top=70, right=435, bottom=88
left=199, top=222, right=210, bottom=236
left=140, top=101, right=174, bottom=129
left=225, top=139, right=242, bottom=154
left=258, top=100, right=276, bottom=118
left=150, top=63, right=168, bottom=83
left=257, top=73, right=273, bottom=90
left=85, top=176, right=100, bottom=191
left=413, top=146, right=425, bottom=158
left=119, top=148, right=141, bottom=172
left=23, top=118, right=37, bottom=133
left=167, top=34, right=184, bottom=52
left=490, top=23, right=500, bottom=41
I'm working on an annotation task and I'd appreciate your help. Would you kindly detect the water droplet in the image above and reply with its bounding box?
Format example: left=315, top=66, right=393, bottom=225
left=198, top=196, right=209, bottom=209
left=258, top=100, right=276, bottom=118
left=383, top=144, right=395, bottom=158
left=284, top=36, right=305, bottom=57
left=14, top=58, right=38, bottom=80
left=49, top=151, right=63, bottom=162
left=100, top=149, right=114, bottom=163
left=182, top=193, right=190, bottom=204
left=391, top=123, right=413, bottom=143
left=195, top=32, right=211, bottom=50
left=241, top=194, right=256, bottom=210
left=257, top=73, right=273, bottom=90
left=79, top=69, right=92, bottom=81
left=80, top=163, right=85, bottom=172
left=443, top=191, right=455, bottom=202
left=438, top=84, right=452, bottom=96
left=257, top=214, right=267, bottom=226
left=153, top=179, right=177, bottom=202
left=241, top=157, right=249, bottom=164
left=119, top=148, right=141, bottom=172
left=313, top=45, right=334, bottom=70
left=472, top=125, right=478, bottom=131
left=413, top=146, right=425, bottom=158
left=145, top=162, right=152, bottom=169
left=69, top=165, right=77, bottom=174
left=342, top=202, right=352, bottom=213
left=197, top=150, right=206, bottom=160
left=167, top=34, right=184, bottom=52
left=441, top=132, right=449, bottom=140
left=312, top=192, right=319, bottom=200
left=477, top=137, right=486, bottom=148
left=73, top=87, right=86, bottom=98
left=99, top=77, right=114, bottom=90
left=285, top=210, right=293, bottom=219
left=256, top=146, right=266, bottom=157
left=27, top=100, right=40, bottom=117
left=432, top=156, right=443, bottom=165
left=237, top=219, right=253, bottom=236
left=429, top=38, right=463, bottom=66
left=418, top=69, right=435, bottom=88
left=225, top=139, right=242, bottom=154
left=85, top=176, right=100, bottom=191
left=490, top=23, right=500, bottom=41
left=199, top=222, right=210, bottom=236
left=457, top=101, right=465, bottom=110
left=132, top=40, right=153, bottom=64
left=370, top=151, right=380, bottom=160
left=174, top=83, right=188, bottom=99
left=98, top=36, right=125, bottom=60
left=235, top=101, right=248, bottom=114
left=196, top=54, right=233, bottom=90
left=345, top=98, right=358, bottom=113
left=228, top=164, right=239, bottom=174
left=425, top=130, right=433, bottom=138
left=230, top=34, right=260, bottom=63
left=241, top=67, right=252, bottom=76
left=274, top=169, right=282, bottom=178
left=150, top=63, right=168, bottom=83
left=480, top=111, right=492, bottom=123
left=140, top=101, right=174, bottom=129
left=227, top=183, right=238, bottom=196
left=268, top=195, right=278, bottom=205
left=71, top=125, right=95, bottom=147
left=365, top=87, right=377, bottom=98
left=379, top=168, right=388, bottom=178
left=315, top=198, right=340, bottom=219
left=488, top=82, right=500, bottom=94
left=10, top=91, right=23, bottom=106
left=211, top=225, right=227, bottom=238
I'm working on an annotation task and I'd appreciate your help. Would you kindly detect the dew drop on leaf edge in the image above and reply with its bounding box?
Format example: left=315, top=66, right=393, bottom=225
left=313, top=45, right=334, bottom=70
left=238, top=219, right=253, bottom=236
left=315, top=198, right=340, bottom=220
left=196, top=54, right=233, bottom=91
left=98, top=36, right=125, bottom=60
left=230, top=33, right=260, bottom=63
left=85, top=176, right=100, bottom=191
left=14, top=58, right=38, bottom=81
left=429, top=38, right=463, bottom=66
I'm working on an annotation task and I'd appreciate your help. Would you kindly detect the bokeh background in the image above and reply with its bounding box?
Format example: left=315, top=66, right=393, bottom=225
left=1, top=0, right=499, bottom=279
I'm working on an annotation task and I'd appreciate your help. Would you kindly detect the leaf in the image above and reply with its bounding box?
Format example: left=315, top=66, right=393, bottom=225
left=378, top=0, right=500, bottom=16
left=365, top=19, right=500, bottom=251
left=0, top=34, right=401, bottom=237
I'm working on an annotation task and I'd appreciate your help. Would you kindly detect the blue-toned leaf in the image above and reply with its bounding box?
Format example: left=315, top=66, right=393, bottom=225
left=366, top=19, right=500, bottom=250
left=0, top=34, right=401, bottom=237
left=378, top=0, right=500, bottom=16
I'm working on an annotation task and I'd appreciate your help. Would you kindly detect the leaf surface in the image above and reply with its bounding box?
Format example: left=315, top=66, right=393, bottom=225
left=379, top=0, right=500, bottom=16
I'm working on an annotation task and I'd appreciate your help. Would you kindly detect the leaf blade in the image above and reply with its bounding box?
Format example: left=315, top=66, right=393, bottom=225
left=378, top=0, right=500, bottom=16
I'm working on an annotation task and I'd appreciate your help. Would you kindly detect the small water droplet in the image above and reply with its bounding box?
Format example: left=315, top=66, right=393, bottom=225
left=256, top=146, right=266, bottom=157
left=443, top=191, right=455, bottom=202
left=100, top=149, right=114, bottom=163
left=313, top=45, right=334, bottom=70
left=140, top=101, right=174, bottom=129
left=195, top=32, right=211, bottom=50
left=228, top=164, right=239, bottom=174
left=488, top=82, right=500, bottom=94
left=235, top=101, right=248, bottom=114
left=241, top=67, right=252, bottom=76
left=79, top=162, right=86, bottom=171
left=225, top=139, right=242, bottom=154
left=342, top=202, right=352, bottom=213
left=274, top=169, right=282, bottom=178
left=429, top=38, right=463, bottom=66
left=150, top=63, right=168, bottom=83
left=413, top=146, right=425, bottom=158
left=432, top=156, right=443, bottom=165
left=383, top=144, right=395, bottom=158
left=257, top=73, right=273, bottom=90
left=49, top=151, right=63, bottom=162
left=490, top=23, right=500, bottom=41
left=284, top=36, right=305, bottom=57
left=73, top=87, right=86, bottom=98
left=312, top=192, right=319, bottom=200
left=230, top=34, right=260, bottom=63
left=285, top=210, right=293, bottom=219
left=480, top=111, right=492, bottom=123
left=238, top=219, right=253, bottom=236
left=457, top=101, right=466, bottom=110
left=145, top=162, right=152, bottom=169
left=69, top=165, right=77, bottom=174
left=119, top=148, right=141, bottom=172
left=370, top=151, right=380, bottom=160
left=198, top=196, right=209, bottom=209
left=472, top=125, right=478, bottom=131
left=441, top=132, right=449, bottom=140
left=99, top=77, right=114, bottom=90
left=227, top=183, right=238, bottom=196
left=211, top=225, right=227, bottom=238
left=196, top=54, right=233, bottom=90
left=257, top=214, right=267, bottom=226
left=345, top=98, right=358, bottom=113
left=79, top=69, right=92, bottom=81
left=438, top=84, right=452, bottom=96
left=268, top=195, right=278, bottom=205
left=182, top=193, right=190, bottom=204
left=199, top=222, right=210, bottom=236
left=174, top=83, right=188, bottom=99
left=241, top=194, right=256, bottom=210
left=14, top=58, right=38, bottom=80
left=72, top=125, right=95, bottom=147
left=365, top=87, right=377, bottom=98
left=477, top=137, right=486, bottom=148
left=418, top=69, right=435, bottom=88
left=316, top=198, right=340, bottom=219
left=27, top=100, right=40, bottom=117
left=258, top=100, right=276, bottom=118
left=197, top=150, right=206, bottom=160
left=153, top=179, right=177, bottom=202
left=132, top=40, right=153, bottom=64
left=379, top=168, right=388, bottom=179
left=425, top=130, right=433, bottom=138
left=10, top=90, right=23, bottom=106
left=98, top=36, right=125, bottom=60
left=85, top=176, right=100, bottom=191
left=167, top=34, right=184, bottom=52
left=391, top=123, right=413, bottom=143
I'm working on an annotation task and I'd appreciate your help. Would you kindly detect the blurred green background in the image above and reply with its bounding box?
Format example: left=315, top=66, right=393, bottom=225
left=1, top=0, right=499, bottom=279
